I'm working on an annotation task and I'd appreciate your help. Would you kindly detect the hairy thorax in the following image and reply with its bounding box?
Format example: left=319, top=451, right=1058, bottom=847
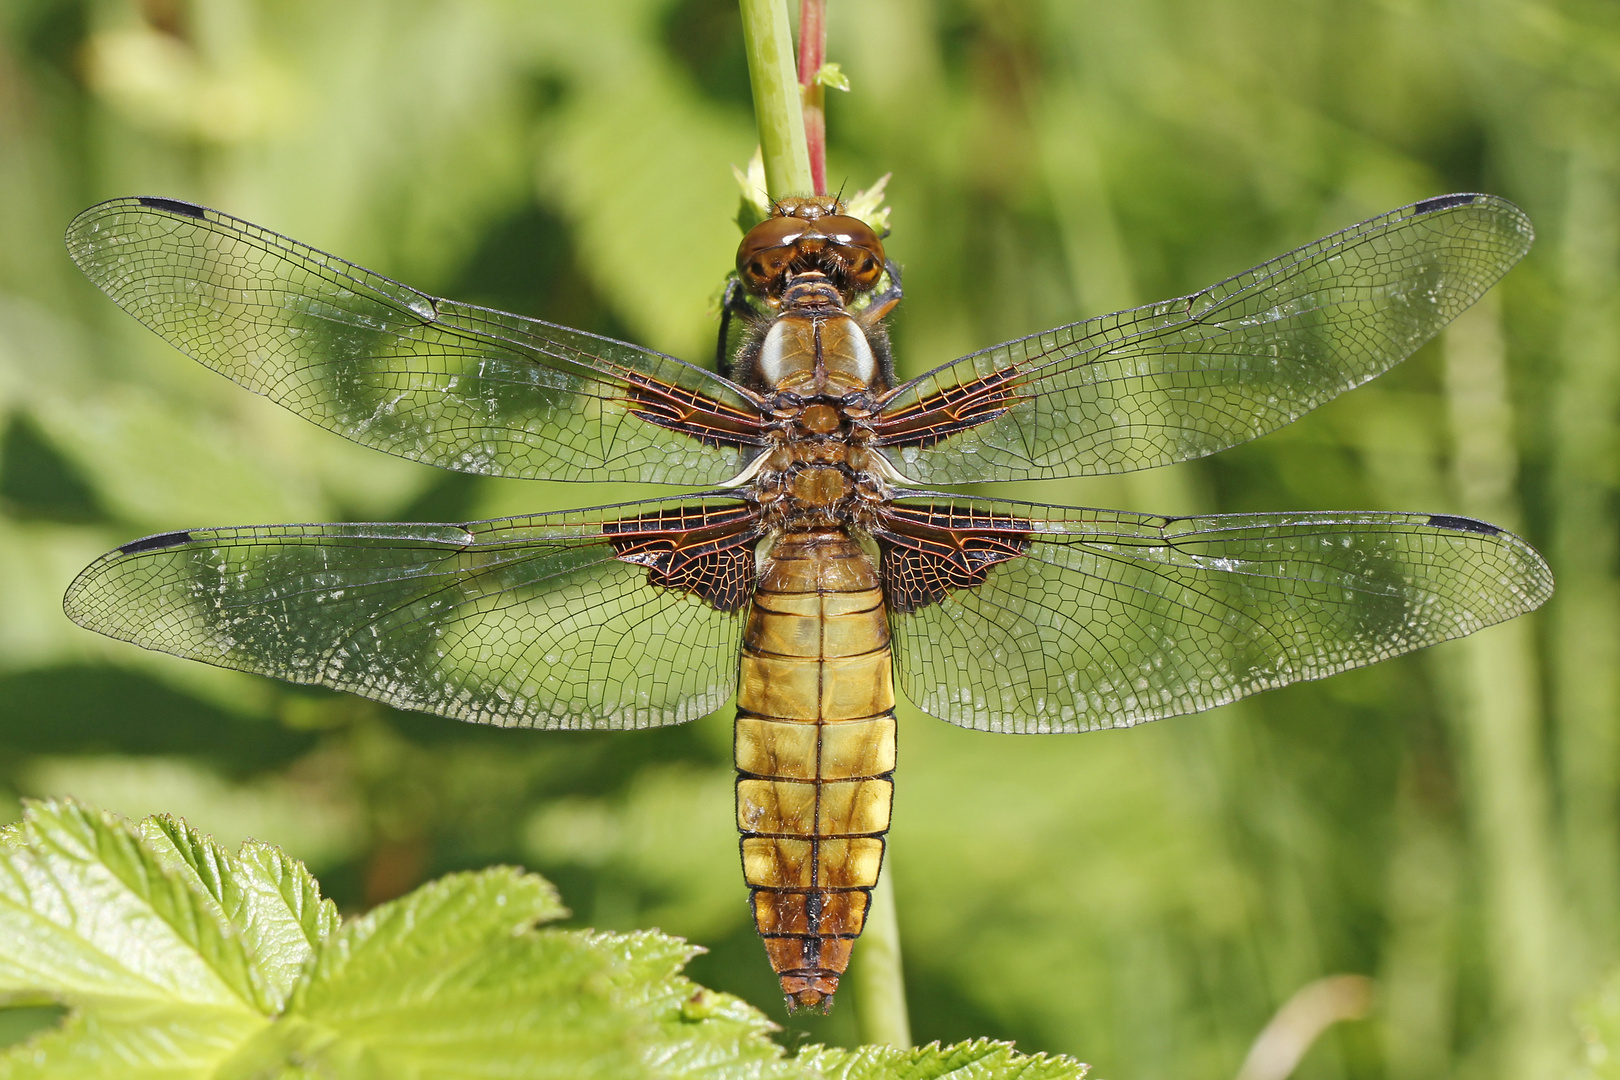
left=745, top=329, right=896, bottom=529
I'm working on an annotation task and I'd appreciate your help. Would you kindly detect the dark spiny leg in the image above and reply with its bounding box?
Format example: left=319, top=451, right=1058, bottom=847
left=717, top=277, right=757, bottom=373
left=861, top=260, right=904, bottom=323
left=860, top=260, right=905, bottom=386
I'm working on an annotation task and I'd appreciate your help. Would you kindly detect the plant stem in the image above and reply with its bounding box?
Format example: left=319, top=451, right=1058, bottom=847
left=1441, top=292, right=1567, bottom=1078
left=797, top=0, right=827, bottom=195
left=852, top=865, right=912, bottom=1048
left=738, top=0, right=812, bottom=200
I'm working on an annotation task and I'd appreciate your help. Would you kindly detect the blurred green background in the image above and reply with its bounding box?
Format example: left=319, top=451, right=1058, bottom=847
left=1, top=1, right=1615, bottom=1078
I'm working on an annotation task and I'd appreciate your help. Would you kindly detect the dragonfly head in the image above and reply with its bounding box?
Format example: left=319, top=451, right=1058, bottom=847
left=737, top=196, right=885, bottom=303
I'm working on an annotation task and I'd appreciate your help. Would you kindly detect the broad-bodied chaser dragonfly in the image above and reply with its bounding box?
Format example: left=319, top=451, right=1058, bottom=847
left=64, top=192, right=1550, bottom=1010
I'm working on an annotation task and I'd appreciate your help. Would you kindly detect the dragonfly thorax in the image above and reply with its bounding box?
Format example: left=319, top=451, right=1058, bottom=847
left=754, top=313, right=879, bottom=396
left=752, top=459, right=887, bottom=530
left=743, top=382, right=893, bottom=529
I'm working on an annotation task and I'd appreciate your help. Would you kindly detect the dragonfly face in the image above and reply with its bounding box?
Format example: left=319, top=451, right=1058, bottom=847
left=62, top=191, right=1552, bottom=1011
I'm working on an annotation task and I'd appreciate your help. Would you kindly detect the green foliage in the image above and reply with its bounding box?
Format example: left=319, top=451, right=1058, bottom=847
left=799, top=1040, right=1085, bottom=1080
left=0, top=800, right=682, bottom=1077
left=0, top=800, right=1084, bottom=1079
left=0, top=799, right=779, bottom=1078
left=811, top=63, right=849, bottom=93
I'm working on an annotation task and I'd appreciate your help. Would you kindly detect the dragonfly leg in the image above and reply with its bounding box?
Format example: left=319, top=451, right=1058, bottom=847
left=717, top=276, right=759, bottom=373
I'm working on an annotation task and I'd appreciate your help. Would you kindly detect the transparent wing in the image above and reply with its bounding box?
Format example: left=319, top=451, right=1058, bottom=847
left=66, top=197, right=765, bottom=485
left=875, top=194, right=1533, bottom=483
left=881, top=496, right=1553, bottom=733
left=63, top=498, right=759, bottom=730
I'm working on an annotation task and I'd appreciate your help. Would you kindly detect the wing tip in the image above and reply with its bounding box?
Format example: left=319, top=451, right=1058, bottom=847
left=1408, top=192, right=1534, bottom=247
left=65, top=196, right=211, bottom=269
left=1422, top=513, right=1556, bottom=611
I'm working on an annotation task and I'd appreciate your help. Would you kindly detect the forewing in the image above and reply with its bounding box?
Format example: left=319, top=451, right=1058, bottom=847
left=876, top=194, right=1532, bottom=482
left=66, top=197, right=764, bottom=485
left=63, top=498, right=761, bottom=730
left=882, top=497, right=1553, bottom=733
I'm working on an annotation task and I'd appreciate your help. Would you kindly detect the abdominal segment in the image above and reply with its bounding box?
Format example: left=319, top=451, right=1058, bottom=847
left=735, top=529, right=896, bottom=1012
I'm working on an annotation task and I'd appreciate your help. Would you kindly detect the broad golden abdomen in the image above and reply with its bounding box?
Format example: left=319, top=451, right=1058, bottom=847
left=735, top=528, right=895, bottom=1011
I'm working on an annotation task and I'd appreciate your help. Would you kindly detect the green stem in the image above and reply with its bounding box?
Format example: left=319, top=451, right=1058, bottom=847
left=852, top=865, right=912, bottom=1047
left=738, top=0, right=812, bottom=199
left=1440, top=294, right=1567, bottom=1077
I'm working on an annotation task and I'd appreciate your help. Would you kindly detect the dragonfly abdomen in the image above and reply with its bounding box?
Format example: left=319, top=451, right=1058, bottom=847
left=735, top=528, right=895, bottom=1011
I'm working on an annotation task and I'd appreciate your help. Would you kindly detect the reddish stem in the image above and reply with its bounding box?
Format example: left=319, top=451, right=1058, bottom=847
left=797, top=0, right=828, bottom=195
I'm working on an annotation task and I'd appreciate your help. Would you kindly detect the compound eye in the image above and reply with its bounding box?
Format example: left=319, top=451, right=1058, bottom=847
left=737, top=216, right=811, bottom=292
left=817, top=215, right=886, bottom=291
left=744, top=247, right=795, bottom=291
left=844, top=249, right=884, bottom=292
left=818, top=215, right=884, bottom=258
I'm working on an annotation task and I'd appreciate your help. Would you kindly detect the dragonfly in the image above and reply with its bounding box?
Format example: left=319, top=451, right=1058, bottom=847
left=63, top=191, right=1551, bottom=1011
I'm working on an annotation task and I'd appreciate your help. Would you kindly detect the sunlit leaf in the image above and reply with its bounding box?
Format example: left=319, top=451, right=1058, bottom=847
left=0, top=801, right=800, bottom=1080
left=797, top=1039, right=1088, bottom=1079
left=0, top=801, right=272, bottom=1078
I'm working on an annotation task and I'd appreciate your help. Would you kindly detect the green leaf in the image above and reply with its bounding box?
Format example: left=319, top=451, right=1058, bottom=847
left=136, top=819, right=339, bottom=1012
left=812, top=63, right=850, bottom=92
left=0, top=800, right=801, bottom=1080
left=843, top=174, right=890, bottom=236
left=0, top=801, right=270, bottom=1011
left=274, top=882, right=792, bottom=1079
left=0, top=801, right=272, bottom=1077
left=0, top=1004, right=268, bottom=1080
left=796, top=1039, right=1089, bottom=1080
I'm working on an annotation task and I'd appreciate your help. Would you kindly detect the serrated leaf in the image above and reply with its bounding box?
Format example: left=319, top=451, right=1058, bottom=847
left=266, top=876, right=796, bottom=1079
left=0, top=801, right=273, bottom=1077
left=136, top=819, right=337, bottom=1012
left=0, top=801, right=261, bottom=1011
left=288, top=866, right=567, bottom=1020
left=796, top=1040, right=1088, bottom=1080
left=579, top=933, right=787, bottom=1080
left=0, top=801, right=802, bottom=1078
